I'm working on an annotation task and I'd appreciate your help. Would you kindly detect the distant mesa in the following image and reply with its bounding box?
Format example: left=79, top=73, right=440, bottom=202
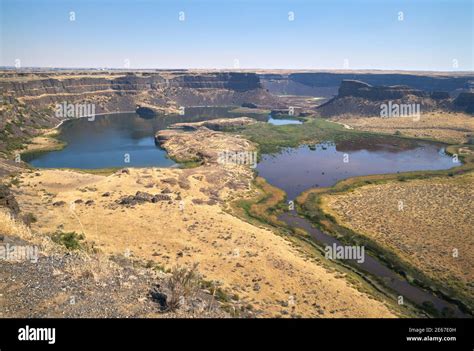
left=260, top=71, right=473, bottom=97
left=317, top=79, right=472, bottom=117
left=337, top=80, right=427, bottom=100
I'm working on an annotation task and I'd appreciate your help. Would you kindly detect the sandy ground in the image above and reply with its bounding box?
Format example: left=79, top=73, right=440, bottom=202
left=332, top=112, right=474, bottom=144
left=321, top=173, right=474, bottom=305
left=11, top=166, right=397, bottom=318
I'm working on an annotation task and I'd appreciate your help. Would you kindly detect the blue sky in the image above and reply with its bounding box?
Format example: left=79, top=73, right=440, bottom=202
left=1, top=0, right=472, bottom=70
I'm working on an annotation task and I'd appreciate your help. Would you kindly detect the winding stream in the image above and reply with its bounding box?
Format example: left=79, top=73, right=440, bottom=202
left=256, top=139, right=468, bottom=317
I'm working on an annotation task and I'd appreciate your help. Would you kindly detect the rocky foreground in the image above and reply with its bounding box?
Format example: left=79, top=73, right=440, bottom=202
left=0, top=206, right=231, bottom=318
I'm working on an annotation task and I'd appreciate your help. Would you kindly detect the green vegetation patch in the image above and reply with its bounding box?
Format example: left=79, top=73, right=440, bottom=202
left=51, top=231, right=85, bottom=250
left=235, top=118, right=375, bottom=154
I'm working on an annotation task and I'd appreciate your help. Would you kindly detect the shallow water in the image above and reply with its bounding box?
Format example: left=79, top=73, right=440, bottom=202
left=279, top=211, right=468, bottom=317
left=257, top=141, right=458, bottom=200
left=267, top=116, right=303, bottom=125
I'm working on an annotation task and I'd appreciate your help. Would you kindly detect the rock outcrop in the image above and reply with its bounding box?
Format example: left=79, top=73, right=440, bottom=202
left=0, top=71, right=272, bottom=110
left=0, top=70, right=277, bottom=155
left=117, top=191, right=172, bottom=206
left=316, top=79, right=470, bottom=117
left=170, top=117, right=256, bottom=131
left=260, top=71, right=474, bottom=97
left=337, top=80, right=427, bottom=100
left=0, top=184, right=19, bottom=215
left=453, top=92, right=474, bottom=113
left=155, top=126, right=256, bottom=165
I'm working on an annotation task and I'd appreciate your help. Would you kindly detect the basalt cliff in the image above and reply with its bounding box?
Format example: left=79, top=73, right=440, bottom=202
left=0, top=70, right=278, bottom=155
left=316, top=80, right=474, bottom=117
left=260, top=71, right=474, bottom=97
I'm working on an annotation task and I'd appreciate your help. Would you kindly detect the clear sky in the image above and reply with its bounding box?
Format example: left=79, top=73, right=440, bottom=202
left=0, top=0, right=472, bottom=71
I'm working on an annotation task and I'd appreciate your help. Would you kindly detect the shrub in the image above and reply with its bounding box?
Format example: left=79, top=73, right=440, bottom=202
left=51, top=231, right=85, bottom=250
left=9, top=177, right=20, bottom=187
left=166, top=263, right=201, bottom=311
left=22, top=212, right=37, bottom=225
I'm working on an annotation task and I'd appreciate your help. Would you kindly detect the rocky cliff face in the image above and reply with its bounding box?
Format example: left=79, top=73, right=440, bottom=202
left=260, top=72, right=474, bottom=97
left=453, top=92, right=474, bottom=113
left=337, top=80, right=428, bottom=100
left=316, top=80, right=460, bottom=117
left=0, top=70, right=276, bottom=155
left=0, top=71, right=267, bottom=109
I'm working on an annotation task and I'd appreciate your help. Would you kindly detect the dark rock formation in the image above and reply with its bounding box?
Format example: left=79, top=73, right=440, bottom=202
left=337, top=80, right=427, bottom=100
left=316, top=79, right=468, bottom=117
left=288, top=72, right=472, bottom=94
left=260, top=71, right=474, bottom=99
left=430, top=91, right=450, bottom=100
left=117, top=191, right=171, bottom=206
left=453, top=92, right=474, bottom=113
left=0, top=184, right=19, bottom=215
left=136, top=106, right=157, bottom=118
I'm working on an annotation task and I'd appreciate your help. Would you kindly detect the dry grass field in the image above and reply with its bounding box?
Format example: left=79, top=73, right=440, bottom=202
left=332, top=112, right=474, bottom=144
left=7, top=165, right=399, bottom=318
left=321, top=173, right=474, bottom=306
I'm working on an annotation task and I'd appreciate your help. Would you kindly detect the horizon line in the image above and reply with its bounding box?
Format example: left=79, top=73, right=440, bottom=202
left=1, top=66, right=474, bottom=74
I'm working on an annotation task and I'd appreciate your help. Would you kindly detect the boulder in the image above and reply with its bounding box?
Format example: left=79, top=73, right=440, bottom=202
left=0, top=185, right=20, bottom=214
left=117, top=191, right=171, bottom=205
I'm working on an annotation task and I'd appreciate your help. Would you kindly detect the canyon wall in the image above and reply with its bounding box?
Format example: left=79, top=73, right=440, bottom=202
left=1, top=71, right=271, bottom=109
left=260, top=72, right=474, bottom=97
left=316, top=80, right=461, bottom=117
left=0, top=71, right=277, bottom=155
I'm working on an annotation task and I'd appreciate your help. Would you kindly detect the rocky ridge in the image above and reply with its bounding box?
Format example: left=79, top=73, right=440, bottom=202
left=317, top=80, right=473, bottom=117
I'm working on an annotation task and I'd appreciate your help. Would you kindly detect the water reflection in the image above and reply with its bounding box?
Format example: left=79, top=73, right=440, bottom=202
left=256, top=141, right=457, bottom=200
left=25, top=107, right=267, bottom=169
